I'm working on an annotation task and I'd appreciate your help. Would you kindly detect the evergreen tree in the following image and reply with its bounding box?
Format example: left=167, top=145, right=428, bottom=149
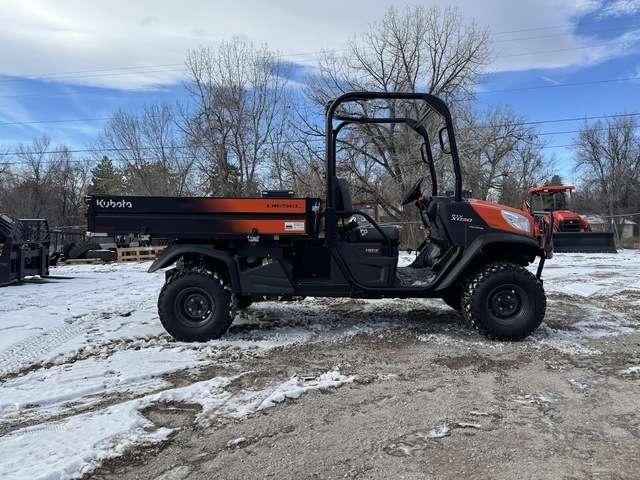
left=89, top=157, right=122, bottom=194
left=547, top=174, right=564, bottom=186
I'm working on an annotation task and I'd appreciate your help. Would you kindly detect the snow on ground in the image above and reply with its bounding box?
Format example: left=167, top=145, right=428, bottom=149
left=1, top=251, right=639, bottom=479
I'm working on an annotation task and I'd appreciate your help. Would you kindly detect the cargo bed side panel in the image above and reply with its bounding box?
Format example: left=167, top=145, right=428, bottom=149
left=87, top=195, right=321, bottom=239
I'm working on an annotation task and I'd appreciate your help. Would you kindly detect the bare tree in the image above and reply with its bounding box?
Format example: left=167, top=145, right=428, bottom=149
left=261, top=93, right=328, bottom=198
left=0, top=136, right=89, bottom=225
left=12, top=136, right=53, bottom=218
left=0, top=146, right=11, bottom=177
left=303, top=5, right=493, bottom=219
left=500, top=148, right=556, bottom=208
left=93, top=102, right=194, bottom=195
left=456, top=104, right=554, bottom=205
left=49, top=147, right=92, bottom=225
left=183, top=38, right=293, bottom=196
left=0, top=147, right=14, bottom=209
left=308, top=5, right=491, bottom=102
left=573, top=114, right=640, bottom=234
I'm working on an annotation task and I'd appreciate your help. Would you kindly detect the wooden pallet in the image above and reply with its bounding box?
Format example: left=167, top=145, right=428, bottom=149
left=117, top=246, right=166, bottom=263
left=57, top=258, right=105, bottom=266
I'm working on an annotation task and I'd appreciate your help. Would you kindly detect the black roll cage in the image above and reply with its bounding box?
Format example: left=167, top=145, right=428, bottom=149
left=324, top=91, right=463, bottom=209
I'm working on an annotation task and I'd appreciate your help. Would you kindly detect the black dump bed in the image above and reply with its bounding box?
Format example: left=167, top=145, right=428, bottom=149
left=86, top=195, right=322, bottom=240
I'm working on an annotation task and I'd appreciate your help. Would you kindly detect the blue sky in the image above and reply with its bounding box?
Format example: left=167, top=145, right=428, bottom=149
left=1, top=0, right=639, bottom=183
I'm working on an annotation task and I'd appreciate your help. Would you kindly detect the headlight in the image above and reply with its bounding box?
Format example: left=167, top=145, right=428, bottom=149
left=501, top=210, right=531, bottom=232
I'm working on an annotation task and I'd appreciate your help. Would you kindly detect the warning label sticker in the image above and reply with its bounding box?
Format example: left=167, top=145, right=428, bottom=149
left=284, top=221, right=305, bottom=232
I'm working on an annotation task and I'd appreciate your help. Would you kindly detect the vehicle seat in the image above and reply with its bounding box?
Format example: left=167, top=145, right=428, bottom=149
left=334, top=177, right=400, bottom=246
left=335, top=177, right=354, bottom=219
left=345, top=224, right=400, bottom=245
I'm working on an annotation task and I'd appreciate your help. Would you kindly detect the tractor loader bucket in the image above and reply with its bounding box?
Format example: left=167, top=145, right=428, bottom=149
left=552, top=231, right=617, bottom=253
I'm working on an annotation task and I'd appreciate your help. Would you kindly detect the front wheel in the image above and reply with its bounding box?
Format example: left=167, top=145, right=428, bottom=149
left=158, top=268, right=235, bottom=342
left=461, top=263, right=546, bottom=341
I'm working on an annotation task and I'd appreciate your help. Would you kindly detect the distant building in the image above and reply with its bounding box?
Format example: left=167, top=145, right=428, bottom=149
left=581, top=215, right=637, bottom=239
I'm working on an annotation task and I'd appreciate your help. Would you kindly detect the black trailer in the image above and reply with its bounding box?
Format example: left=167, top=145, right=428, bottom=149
left=0, top=214, right=50, bottom=287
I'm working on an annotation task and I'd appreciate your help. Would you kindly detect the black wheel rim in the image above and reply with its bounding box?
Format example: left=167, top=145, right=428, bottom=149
left=486, top=284, right=529, bottom=324
left=175, top=287, right=214, bottom=326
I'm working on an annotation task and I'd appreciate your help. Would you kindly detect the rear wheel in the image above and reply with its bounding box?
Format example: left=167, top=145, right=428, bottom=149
left=158, top=268, right=235, bottom=342
left=68, top=241, right=101, bottom=259
left=461, top=262, right=545, bottom=341
left=62, top=241, right=77, bottom=258
left=86, top=249, right=117, bottom=262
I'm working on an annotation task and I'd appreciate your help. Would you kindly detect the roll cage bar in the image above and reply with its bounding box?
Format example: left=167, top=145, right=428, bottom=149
left=324, top=91, right=463, bottom=207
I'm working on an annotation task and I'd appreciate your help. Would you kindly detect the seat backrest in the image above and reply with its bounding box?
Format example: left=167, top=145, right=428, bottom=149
left=334, top=178, right=353, bottom=218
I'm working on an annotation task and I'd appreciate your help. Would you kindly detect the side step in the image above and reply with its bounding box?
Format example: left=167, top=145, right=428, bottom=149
left=396, top=266, right=434, bottom=287
left=552, top=231, right=617, bottom=253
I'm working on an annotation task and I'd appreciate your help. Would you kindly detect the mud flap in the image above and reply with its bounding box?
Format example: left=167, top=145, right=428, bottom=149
left=552, top=231, right=617, bottom=253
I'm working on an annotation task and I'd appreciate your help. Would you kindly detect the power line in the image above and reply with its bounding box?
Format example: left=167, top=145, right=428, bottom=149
left=489, top=15, right=640, bottom=36
left=0, top=117, right=111, bottom=126
left=2, top=112, right=637, bottom=162
left=2, top=70, right=638, bottom=105
left=515, top=112, right=640, bottom=127
left=0, top=16, right=637, bottom=86
left=0, top=17, right=637, bottom=154
left=0, top=64, right=185, bottom=83
left=495, top=40, right=640, bottom=59
left=477, top=76, right=640, bottom=94
left=492, top=23, right=640, bottom=43
left=2, top=109, right=638, bottom=131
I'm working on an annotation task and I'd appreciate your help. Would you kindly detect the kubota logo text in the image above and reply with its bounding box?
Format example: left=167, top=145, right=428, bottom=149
left=96, top=199, right=133, bottom=209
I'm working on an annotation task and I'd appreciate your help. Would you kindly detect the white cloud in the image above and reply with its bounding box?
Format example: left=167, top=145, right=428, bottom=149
left=600, top=0, right=640, bottom=17
left=0, top=0, right=637, bottom=90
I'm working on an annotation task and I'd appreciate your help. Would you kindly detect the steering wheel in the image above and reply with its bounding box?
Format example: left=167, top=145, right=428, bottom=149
left=401, top=177, right=424, bottom=206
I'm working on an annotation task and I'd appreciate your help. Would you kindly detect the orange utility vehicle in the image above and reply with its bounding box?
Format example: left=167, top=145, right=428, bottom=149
left=86, top=92, right=553, bottom=342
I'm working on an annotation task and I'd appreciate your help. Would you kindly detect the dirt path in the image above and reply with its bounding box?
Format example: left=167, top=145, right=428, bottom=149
left=89, top=323, right=640, bottom=480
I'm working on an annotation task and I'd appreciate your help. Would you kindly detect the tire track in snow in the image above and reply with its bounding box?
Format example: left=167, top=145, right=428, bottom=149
left=0, top=322, right=85, bottom=378
left=1, top=422, right=69, bottom=439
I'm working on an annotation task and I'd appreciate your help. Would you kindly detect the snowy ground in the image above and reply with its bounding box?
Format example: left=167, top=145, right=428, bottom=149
left=1, top=251, right=639, bottom=479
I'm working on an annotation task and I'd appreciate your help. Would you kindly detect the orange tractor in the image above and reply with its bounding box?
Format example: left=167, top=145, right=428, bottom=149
left=523, top=185, right=616, bottom=253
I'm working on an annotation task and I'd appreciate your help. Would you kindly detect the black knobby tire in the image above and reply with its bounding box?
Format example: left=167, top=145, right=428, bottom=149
left=158, top=268, right=235, bottom=342
left=461, top=262, right=546, bottom=341
left=62, top=241, right=77, bottom=258
left=68, top=242, right=101, bottom=259
left=49, top=251, right=61, bottom=266
left=86, top=249, right=117, bottom=262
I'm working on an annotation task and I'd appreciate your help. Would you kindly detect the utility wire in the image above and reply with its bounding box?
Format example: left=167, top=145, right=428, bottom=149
left=0, top=16, right=638, bottom=156
left=0, top=15, right=637, bottom=85
left=0, top=119, right=635, bottom=163
left=2, top=111, right=638, bottom=132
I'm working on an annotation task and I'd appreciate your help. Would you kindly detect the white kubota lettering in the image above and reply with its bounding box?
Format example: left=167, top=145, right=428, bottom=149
left=96, top=199, right=133, bottom=209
